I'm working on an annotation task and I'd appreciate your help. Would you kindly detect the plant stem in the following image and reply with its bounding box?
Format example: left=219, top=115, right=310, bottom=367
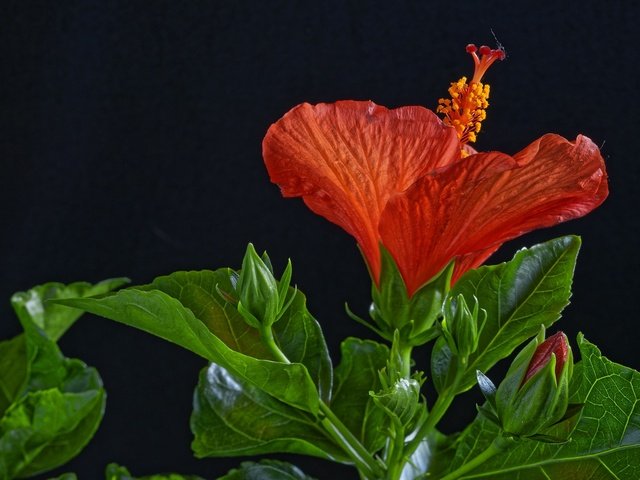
left=382, top=416, right=406, bottom=480
left=438, top=437, right=507, bottom=480
left=390, top=333, right=413, bottom=379
left=260, top=326, right=290, bottom=363
left=319, top=402, right=382, bottom=479
left=399, top=344, right=413, bottom=379
left=383, top=336, right=412, bottom=479
left=260, top=324, right=382, bottom=479
left=404, top=388, right=454, bottom=459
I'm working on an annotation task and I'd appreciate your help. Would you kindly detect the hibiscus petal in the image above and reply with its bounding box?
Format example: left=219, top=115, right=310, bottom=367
left=379, top=134, right=608, bottom=295
left=262, top=100, right=460, bottom=279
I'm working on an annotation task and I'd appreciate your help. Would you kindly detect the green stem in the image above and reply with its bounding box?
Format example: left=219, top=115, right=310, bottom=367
left=260, top=325, right=290, bottom=363
left=438, top=437, right=507, bottom=480
left=399, top=344, right=413, bottom=379
left=390, top=332, right=413, bottom=379
left=319, top=402, right=382, bottom=479
left=382, top=416, right=406, bottom=480
left=260, top=324, right=381, bottom=479
left=383, top=336, right=412, bottom=479
left=404, top=388, right=455, bottom=459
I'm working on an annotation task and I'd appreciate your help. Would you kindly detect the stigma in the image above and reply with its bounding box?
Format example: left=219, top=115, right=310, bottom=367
left=437, top=44, right=506, bottom=151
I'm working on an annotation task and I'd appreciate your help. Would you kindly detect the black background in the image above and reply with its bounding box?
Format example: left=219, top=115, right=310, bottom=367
left=1, top=1, right=639, bottom=479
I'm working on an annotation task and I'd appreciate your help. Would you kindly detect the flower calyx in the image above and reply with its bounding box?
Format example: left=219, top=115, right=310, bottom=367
left=234, top=243, right=295, bottom=329
left=365, top=245, right=454, bottom=346
left=441, top=294, right=487, bottom=363
left=477, top=327, right=582, bottom=442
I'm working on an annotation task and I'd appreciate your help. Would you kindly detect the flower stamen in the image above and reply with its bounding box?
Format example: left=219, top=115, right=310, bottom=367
left=437, top=44, right=506, bottom=152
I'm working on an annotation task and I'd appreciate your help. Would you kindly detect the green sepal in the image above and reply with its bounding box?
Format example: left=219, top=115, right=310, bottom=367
left=528, top=402, right=584, bottom=444
left=369, top=246, right=409, bottom=333
left=369, top=245, right=453, bottom=346
left=407, top=325, right=441, bottom=346
left=236, top=302, right=261, bottom=329
left=476, top=402, right=501, bottom=427
left=476, top=370, right=501, bottom=427
left=501, top=355, right=561, bottom=436
left=476, top=370, right=497, bottom=407
left=344, top=303, right=388, bottom=340
left=277, top=259, right=293, bottom=312
left=494, top=328, right=545, bottom=417
left=405, top=259, right=454, bottom=340
left=260, top=251, right=274, bottom=274
left=553, top=402, right=584, bottom=425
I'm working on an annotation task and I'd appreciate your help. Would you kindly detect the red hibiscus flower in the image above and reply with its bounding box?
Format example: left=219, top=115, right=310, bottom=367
left=262, top=45, right=608, bottom=296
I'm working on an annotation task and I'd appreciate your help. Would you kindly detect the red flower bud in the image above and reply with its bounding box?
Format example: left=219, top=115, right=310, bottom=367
left=523, top=331, right=569, bottom=384
left=491, top=328, right=574, bottom=438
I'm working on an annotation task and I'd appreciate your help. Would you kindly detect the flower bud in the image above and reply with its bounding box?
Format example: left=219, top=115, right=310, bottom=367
left=494, top=328, right=573, bottom=438
left=236, top=243, right=292, bottom=329
left=441, top=294, right=486, bottom=360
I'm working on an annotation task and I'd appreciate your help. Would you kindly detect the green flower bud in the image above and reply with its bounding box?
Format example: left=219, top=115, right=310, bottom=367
left=236, top=243, right=292, bottom=329
left=371, top=377, right=422, bottom=430
left=495, top=328, right=573, bottom=438
left=441, top=294, right=486, bottom=360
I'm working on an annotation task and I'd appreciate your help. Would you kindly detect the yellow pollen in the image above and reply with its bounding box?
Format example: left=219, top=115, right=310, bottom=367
left=437, top=44, right=505, bottom=149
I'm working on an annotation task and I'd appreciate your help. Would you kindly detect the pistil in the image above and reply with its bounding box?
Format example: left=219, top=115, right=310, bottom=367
left=437, top=44, right=506, bottom=152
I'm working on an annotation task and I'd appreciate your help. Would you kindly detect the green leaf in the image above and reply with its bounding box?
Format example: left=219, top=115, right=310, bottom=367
left=141, top=269, right=273, bottom=357
left=0, top=285, right=107, bottom=479
left=272, top=288, right=332, bottom=402
left=0, top=349, right=105, bottom=480
left=441, top=236, right=581, bottom=393
left=218, top=459, right=316, bottom=480
left=105, top=462, right=205, bottom=479
left=191, top=364, right=346, bottom=461
left=11, top=278, right=129, bottom=342
left=0, top=336, right=27, bottom=415
left=138, top=270, right=331, bottom=401
left=330, top=338, right=389, bottom=453
left=443, top=336, right=640, bottom=479
left=1, top=278, right=124, bottom=415
left=59, top=280, right=320, bottom=413
left=48, top=473, right=78, bottom=480
left=0, top=386, right=104, bottom=478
